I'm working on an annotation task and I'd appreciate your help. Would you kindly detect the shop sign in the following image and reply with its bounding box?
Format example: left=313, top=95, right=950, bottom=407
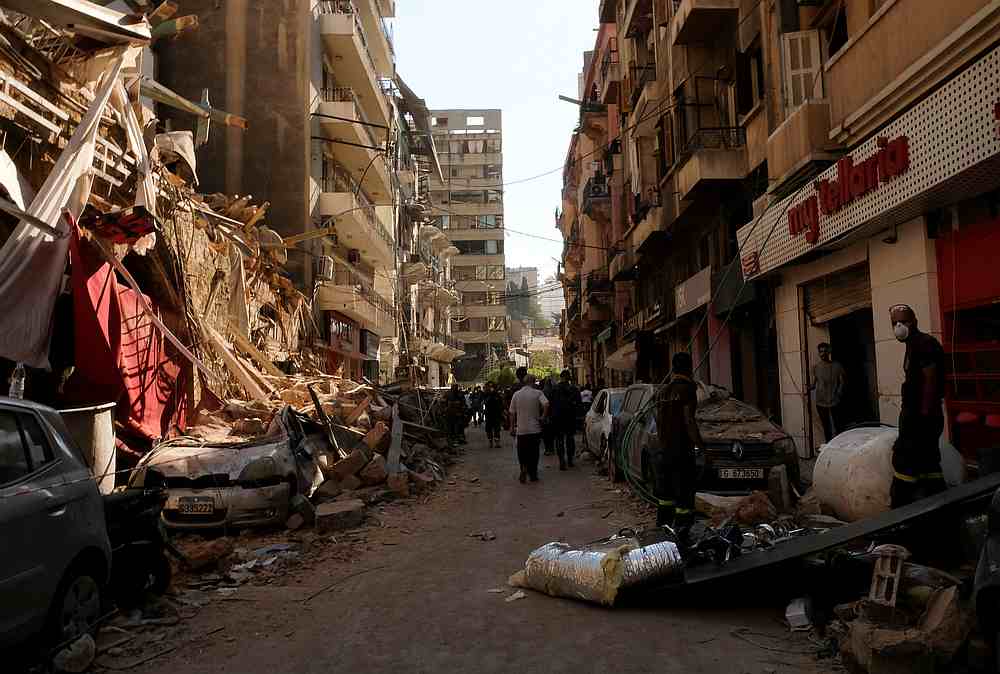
left=788, top=135, right=911, bottom=244
left=675, top=267, right=713, bottom=318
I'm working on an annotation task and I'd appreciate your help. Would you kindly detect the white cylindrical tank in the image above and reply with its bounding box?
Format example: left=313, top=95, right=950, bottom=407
left=812, top=425, right=964, bottom=522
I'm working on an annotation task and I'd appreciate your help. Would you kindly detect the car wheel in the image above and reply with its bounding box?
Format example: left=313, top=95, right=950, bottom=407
left=607, top=437, right=622, bottom=483
left=49, top=568, right=102, bottom=645
left=641, top=451, right=652, bottom=487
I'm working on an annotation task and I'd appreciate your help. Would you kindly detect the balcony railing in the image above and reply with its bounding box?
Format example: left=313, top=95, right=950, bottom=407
left=600, top=41, right=619, bottom=91
left=623, top=310, right=642, bottom=336
left=415, top=324, right=463, bottom=351
left=678, top=126, right=747, bottom=158
left=628, top=63, right=655, bottom=106
left=320, top=86, right=381, bottom=150
left=321, top=159, right=393, bottom=248
left=315, top=0, right=381, bottom=79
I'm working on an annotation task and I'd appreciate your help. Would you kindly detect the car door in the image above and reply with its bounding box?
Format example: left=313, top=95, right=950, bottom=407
left=0, top=408, right=67, bottom=638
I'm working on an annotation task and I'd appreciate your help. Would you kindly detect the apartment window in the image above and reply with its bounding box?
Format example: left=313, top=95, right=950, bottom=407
left=451, top=190, right=485, bottom=204
left=438, top=215, right=450, bottom=229
left=433, top=116, right=448, bottom=127
left=736, top=44, right=766, bottom=117
left=463, top=292, right=487, bottom=306
left=488, top=291, right=503, bottom=305
left=467, top=318, right=488, bottom=332
left=782, top=30, right=823, bottom=111
left=655, top=114, right=674, bottom=180
left=487, top=265, right=505, bottom=280
left=486, top=190, right=502, bottom=204
left=484, top=165, right=502, bottom=179
left=486, top=139, right=502, bottom=153
left=466, top=116, right=485, bottom=126
left=819, top=1, right=849, bottom=57
left=485, top=239, right=501, bottom=255
left=488, top=316, right=506, bottom=332
left=453, top=266, right=477, bottom=281
left=475, top=265, right=488, bottom=280
left=450, top=167, right=460, bottom=177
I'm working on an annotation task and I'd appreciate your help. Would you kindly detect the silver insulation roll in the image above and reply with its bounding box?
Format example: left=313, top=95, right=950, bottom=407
left=515, top=536, right=684, bottom=606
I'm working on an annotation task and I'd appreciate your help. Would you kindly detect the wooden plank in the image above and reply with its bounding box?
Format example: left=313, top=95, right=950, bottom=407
left=0, top=71, right=70, bottom=120
left=228, top=325, right=284, bottom=377
left=0, top=90, right=61, bottom=135
left=203, top=325, right=269, bottom=402
left=344, top=395, right=371, bottom=426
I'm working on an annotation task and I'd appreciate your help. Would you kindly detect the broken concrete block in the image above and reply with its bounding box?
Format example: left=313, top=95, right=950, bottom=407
left=339, top=474, right=362, bottom=492
left=330, top=449, right=368, bottom=480
left=315, top=499, right=365, bottom=532
left=359, top=453, right=388, bottom=486
left=286, top=513, right=306, bottom=530
left=290, top=494, right=316, bottom=524
left=314, top=480, right=344, bottom=502
left=279, top=389, right=310, bottom=407
left=363, top=422, right=389, bottom=451
left=387, top=472, right=409, bottom=497
left=409, top=471, right=436, bottom=491
left=53, top=634, right=95, bottom=673
left=183, top=538, right=235, bottom=572
left=232, top=417, right=267, bottom=436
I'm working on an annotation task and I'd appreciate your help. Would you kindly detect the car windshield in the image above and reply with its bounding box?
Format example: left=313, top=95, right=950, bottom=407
left=608, top=393, right=624, bottom=415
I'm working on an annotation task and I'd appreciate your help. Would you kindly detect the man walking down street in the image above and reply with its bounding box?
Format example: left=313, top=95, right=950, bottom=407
left=812, top=342, right=847, bottom=443
left=654, top=352, right=704, bottom=529
left=580, top=381, right=594, bottom=407
left=552, top=369, right=582, bottom=470
left=508, top=373, right=549, bottom=483
left=446, top=384, right=468, bottom=446
left=889, top=305, right=947, bottom=507
left=483, top=381, right=504, bottom=448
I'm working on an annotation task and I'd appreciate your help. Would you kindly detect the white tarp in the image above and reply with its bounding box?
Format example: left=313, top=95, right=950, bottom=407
left=0, top=53, right=125, bottom=369
left=0, top=149, right=35, bottom=209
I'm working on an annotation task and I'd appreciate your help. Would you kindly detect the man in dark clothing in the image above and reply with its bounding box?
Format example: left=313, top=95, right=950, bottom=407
left=813, top=342, right=848, bottom=442
left=541, top=375, right=557, bottom=455
left=482, top=381, right=504, bottom=447
left=446, top=384, right=468, bottom=445
left=552, top=370, right=582, bottom=470
left=889, top=305, right=947, bottom=507
left=654, top=352, right=704, bottom=528
left=470, top=386, right=484, bottom=426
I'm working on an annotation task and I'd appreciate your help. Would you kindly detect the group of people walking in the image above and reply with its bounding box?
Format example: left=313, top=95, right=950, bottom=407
left=445, top=367, right=583, bottom=483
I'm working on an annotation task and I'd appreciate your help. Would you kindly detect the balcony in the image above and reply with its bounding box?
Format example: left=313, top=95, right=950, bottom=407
left=414, top=325, right=464, bottom=363
left=622, top=310, right=642, bottom=337
left=675, top=126, right=748, bottom=201
left=317, top=282, right=395, bottom=337
left=355, top=0, right=395, bottom=75
left=600, top=42, right=620, bottom=105
left=316, top=0, right=392, bottom=126
left=440, top=152, right=503, bottom=166
left=599, top=0, right=616, bottom=23
left=443, top=176, right=503, bottom=189
left=582, top=175, right=612, bottom=224
left=627, top=62, right=656, bottom=109
left=579, top=101, right=608, bottom=141
left=609, top=245, right=637, bottom=281
left=317, top=87, right=391, bottom=195
left=767, top=100, right=838, bottom=194
left=418, top=279, right=461, bottom=308
left=622, top=0, right=653, bottom=38
left=671, top=0, right=739, bottom=46
left=319, top=160, right=395, bottom=268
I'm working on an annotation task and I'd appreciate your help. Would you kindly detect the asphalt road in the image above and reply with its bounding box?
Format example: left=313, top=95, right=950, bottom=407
left=137, top=426, right=830, bottom=674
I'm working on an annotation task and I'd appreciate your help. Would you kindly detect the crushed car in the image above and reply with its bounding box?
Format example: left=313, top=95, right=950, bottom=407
left=128, top=407, right=334, bottom=530
left=610, top=382, right=799, bottom=494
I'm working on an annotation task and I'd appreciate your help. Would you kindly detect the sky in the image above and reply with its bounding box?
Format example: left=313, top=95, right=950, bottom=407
left=393, top=1, right=599, bottom=283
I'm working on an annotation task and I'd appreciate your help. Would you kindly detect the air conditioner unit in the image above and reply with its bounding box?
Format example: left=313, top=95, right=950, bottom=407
left=315, top=255, right=334, bottom=282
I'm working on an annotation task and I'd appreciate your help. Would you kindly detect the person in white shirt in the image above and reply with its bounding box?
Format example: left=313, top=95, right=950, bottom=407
left=508, top=373, right=550, bottom=483
left=580, top=382, right=594, bottom=406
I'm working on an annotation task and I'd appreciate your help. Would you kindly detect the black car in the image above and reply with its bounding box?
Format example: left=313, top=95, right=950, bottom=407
left=608, top=383, right=800, bottom=495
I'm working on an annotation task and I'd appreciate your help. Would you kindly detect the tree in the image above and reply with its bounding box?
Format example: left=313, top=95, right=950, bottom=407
left=485, top=367, right=516, bottom=387
left=530, top=350, right=561, bottom=371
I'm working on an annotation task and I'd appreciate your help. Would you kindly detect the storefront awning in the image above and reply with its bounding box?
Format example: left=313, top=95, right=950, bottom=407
left=605, top=341, right=637, bottom=371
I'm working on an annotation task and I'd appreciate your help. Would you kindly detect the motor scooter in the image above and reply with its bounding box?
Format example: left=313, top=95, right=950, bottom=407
left=103, top=488, right=182, bottom=608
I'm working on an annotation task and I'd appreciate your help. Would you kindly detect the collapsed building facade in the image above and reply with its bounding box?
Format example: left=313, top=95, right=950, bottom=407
left=0, top=0, right=453, bottom=458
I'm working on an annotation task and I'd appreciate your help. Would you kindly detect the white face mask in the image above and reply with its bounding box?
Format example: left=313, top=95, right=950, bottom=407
left=893, top=322, right=910, bottom=342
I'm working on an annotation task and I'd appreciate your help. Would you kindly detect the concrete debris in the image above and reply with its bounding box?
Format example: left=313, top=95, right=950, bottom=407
left=181, top=538, right=235, bottom=572
left=330, top=449, right=371, bottom=481
left=314, top=480, right=344, bottom=502
left=315, top=500, right=366, bottom=533
left=387, top=472, right=410, bottom=498
left=469, top=530, right=497, bottom=541
left=53, top=634, right=96, bottom=673
left=505, top=591, right=527, bottom=603
left=359, top=454, right=388, bottom=486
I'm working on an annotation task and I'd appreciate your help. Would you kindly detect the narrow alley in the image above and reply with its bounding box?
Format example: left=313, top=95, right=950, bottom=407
left=135, top=428, right=826, bottom=674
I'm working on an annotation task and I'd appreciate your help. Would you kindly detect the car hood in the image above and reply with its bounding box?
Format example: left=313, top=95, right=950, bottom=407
left=697, top=398, right=787, bottom=444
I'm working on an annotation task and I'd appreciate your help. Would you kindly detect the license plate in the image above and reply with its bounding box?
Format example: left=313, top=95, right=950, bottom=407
left=718, top=468, right=765, bottom=480
left=178, top=497, right=215, bottom=515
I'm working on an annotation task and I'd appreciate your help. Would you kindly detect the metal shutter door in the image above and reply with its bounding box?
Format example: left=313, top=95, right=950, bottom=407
left=804, top=264, right=871, bottom=325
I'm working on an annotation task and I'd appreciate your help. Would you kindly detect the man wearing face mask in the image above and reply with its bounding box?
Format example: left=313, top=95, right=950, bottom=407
left=889, top=304, right=947, bottom=507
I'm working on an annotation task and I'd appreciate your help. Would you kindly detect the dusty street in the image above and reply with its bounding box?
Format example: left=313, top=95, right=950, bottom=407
left=134, top=427, right=830, bottom=674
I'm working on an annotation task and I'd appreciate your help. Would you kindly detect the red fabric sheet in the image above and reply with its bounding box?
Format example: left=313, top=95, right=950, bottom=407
left=65, top=229, right=187, bottom=443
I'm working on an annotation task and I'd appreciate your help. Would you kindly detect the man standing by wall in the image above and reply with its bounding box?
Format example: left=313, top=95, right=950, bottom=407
left=508, top=373, right=549, bottom=483
left=654, top=353, right=704, bottom=529
left=552, top=369, right=582, bottom=470
left=889, top=305, right=947, bottom=507
left=812, top=342, right=847, bottom=443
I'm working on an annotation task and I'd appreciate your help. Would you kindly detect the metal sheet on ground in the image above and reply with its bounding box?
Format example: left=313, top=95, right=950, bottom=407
left=682, top=473, right=1000, bottom=586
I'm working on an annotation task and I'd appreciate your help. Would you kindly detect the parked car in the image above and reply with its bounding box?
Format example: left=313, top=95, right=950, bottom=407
left=609, top=383, right=799, bottom=494
left=0, top=397, right=111, bottom=650
left=583, top=388, right=627, bottom=462
left=129, top=408, right=334, bottom=531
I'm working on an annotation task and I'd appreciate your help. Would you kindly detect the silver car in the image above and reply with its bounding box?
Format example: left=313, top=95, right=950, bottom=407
left=0, top=397, right=111, bottom=649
